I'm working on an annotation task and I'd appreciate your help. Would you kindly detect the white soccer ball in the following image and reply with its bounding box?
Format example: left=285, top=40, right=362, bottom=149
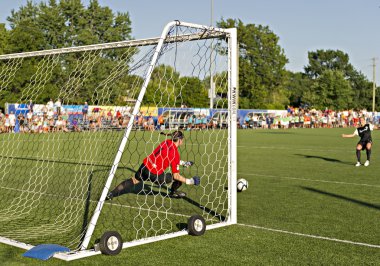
left=237, top=178, right=248, bottom=192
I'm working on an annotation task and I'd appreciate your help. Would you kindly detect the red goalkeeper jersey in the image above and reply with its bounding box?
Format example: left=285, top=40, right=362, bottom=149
left=143, top=140, right=180, bottom=175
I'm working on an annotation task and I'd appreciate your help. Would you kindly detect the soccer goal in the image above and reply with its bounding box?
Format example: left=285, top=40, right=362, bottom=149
left=0, top=21, right=237, bottom=260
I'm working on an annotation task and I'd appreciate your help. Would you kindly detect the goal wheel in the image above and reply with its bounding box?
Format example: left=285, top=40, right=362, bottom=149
left=187, top=215, right=206, bottom=236
left=98, top=231, right=122, bottom=255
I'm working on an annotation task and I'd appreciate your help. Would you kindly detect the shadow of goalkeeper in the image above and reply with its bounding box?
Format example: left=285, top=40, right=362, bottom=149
left=108, top=180, right=226, bottom=222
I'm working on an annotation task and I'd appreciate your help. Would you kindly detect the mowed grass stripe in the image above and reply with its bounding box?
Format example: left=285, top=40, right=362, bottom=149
left=0, top=129, right=229, bottom=248
left=237, top=128, right=380, bottom=247
left=237, top=223, right=380, bottom=248
left=237, top=145, right=351, bottom=153
left=0, top=128, right=379, bottom=264
left=239, top=172, right=380, bottom=188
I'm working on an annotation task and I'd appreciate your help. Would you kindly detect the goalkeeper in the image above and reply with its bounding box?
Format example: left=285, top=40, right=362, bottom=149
left=107, top=130, right=198, bottom=199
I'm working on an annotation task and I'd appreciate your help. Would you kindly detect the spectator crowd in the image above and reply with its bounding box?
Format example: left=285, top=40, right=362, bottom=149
left=241, top=107, right=378, bottom=130
left=0, top=101, right=379, bottom=134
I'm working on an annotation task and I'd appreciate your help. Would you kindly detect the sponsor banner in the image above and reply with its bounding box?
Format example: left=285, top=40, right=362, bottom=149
left=138, top=107, right=158, bottom=117
left=6, top=104, right=158, bottom=117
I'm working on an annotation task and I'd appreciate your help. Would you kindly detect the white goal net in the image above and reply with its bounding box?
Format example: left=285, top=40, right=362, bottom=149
left=0, top=21, right=237, bottom=260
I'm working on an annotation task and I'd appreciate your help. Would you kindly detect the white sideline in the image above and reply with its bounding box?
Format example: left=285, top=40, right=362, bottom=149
left=236, top=145, right=349, bottom=152
left=239, top=172, right=380, bottom=188
left=237, top=223, right=380, bottom=249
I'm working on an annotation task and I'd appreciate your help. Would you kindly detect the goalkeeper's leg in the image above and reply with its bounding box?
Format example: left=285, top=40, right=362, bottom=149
left=107, top=177, right=139, bottom=200
left=156, top=173, right=173, bottom=185
left=155, top=173, right=185, bottom=198
left=107, top=164, right=146, bottom=200
left=170, top=180, right=186, bottom=198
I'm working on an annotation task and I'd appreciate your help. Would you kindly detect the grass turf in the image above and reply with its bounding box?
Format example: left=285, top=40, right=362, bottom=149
left=0, top=128, right=379, bottom=265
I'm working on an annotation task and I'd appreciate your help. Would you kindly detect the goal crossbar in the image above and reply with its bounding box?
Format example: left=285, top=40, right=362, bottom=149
left=0, top=23, right=229, bottom=60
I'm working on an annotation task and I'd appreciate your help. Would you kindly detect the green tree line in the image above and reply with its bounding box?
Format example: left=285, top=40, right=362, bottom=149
left=218, top=18, right=379, bottom=111
left=0, top=1, right=378, bottom=110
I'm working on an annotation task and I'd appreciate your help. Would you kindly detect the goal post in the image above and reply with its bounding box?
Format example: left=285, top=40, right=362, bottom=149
left=228, top=27, right=238, bottom=225
left=0, top=21, right=237, bottom=260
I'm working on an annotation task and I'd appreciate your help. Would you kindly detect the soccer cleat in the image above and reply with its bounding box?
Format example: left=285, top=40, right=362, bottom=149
left=105, top=192, right=114, bottom=201
left=169, top=190, right=186, bottom=199
left=364, top=160, right=370, bottom=167
left=184, top=161, right=194, bottom=167
left=355, top=162, right=361, bottom=167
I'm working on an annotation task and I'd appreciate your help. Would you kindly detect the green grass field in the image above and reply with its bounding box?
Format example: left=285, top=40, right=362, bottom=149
left=0, top=129, right=229, bottom=249
left=0, top=128, right=380, bottom=265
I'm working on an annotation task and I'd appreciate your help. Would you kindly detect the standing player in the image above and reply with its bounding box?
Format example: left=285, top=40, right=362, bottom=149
left=8, top=112, right=16, bottom=133
left=342, top=117, right=377, bottom=166
left=107, top=131, right=197, bottom=199
left=82, top=102, right=89, bottom=121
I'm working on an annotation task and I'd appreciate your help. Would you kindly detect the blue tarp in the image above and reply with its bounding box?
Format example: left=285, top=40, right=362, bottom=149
left=23, top=244, right=70, bottom=260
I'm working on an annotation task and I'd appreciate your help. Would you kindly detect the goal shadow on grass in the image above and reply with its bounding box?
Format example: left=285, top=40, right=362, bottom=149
left=140, top=183, right=226, bottom=221
left=300, top=186, right=380, bottom=211
left=0, top=154, right=131, bottom=169
left=111, top=181, right=226, bottom=222
left=294, top=154, right=353, bottom=165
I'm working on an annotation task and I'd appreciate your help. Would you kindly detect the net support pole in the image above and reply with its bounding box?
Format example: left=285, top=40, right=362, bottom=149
left=227, top=28, right=238, bottom=225
left=79, top=20, right=180, bottom=251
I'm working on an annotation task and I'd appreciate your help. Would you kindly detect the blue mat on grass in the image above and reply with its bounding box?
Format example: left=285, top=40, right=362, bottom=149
left=23, top=244, right=70, bottom=260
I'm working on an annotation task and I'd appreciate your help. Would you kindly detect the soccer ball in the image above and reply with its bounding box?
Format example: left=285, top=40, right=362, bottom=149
left=237, top=178, right=248, bottom=192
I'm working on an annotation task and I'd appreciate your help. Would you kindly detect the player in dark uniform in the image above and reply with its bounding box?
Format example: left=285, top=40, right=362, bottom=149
left=342, top=117, right=377, bottom=167
left=107, top=131, right=198, bottom=199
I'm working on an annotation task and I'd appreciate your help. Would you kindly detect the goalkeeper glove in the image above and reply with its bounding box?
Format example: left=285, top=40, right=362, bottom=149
left=192, top=176, right=200, bottom=186
left=185, top=176, right=201, bottom=186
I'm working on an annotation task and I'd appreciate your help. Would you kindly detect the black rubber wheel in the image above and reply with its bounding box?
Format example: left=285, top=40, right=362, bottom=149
left=188, top=215, right=206, bottom=236
left=98, top=231, right=122, bottom=255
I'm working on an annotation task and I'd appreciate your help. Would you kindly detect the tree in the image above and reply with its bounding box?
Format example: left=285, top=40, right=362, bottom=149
left=180, top=76, right=209, bottom=108
left=285, top=71, right=312, bottom=107
left=0, top=24, right=9, bottom=54
left=143, top=65, right=178, bottom=107
left=1, top=0, right=133, bottom=107
left=349, top=70, right=373, bottom=110
left=218, top=18, right=289, bottom=109
left=304, top=49, right=373, bottom=110
left=38, top=0, right=67, bottom=49
left=7, top=1, right=47, bottom=52
left=305, top=49, right=354, bottom=79
left=303, top=70, right=353, bottom=110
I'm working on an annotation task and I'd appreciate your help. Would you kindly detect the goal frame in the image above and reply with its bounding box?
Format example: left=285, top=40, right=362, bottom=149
left=0, top=20, right=237, bottom=261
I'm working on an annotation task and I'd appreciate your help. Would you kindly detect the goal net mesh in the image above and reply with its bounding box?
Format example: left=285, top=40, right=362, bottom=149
left=0, top=23, right=231, bottom=251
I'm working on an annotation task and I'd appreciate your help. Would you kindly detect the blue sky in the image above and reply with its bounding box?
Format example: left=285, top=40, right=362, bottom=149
left=1, top=0, right=379, bottom=84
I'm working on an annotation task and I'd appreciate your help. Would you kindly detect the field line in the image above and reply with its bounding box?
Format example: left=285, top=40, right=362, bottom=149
left=237, top=145, right=350, bottom=153
left=239, top=172, right=380, bottom=188
left=237, top=223, right=380, bottom=249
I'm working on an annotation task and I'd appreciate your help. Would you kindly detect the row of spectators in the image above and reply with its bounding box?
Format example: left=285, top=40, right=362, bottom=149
left=242, top=108, right=378, bottom=129
left=0, top=108, right=157, bottom=133
left=0, top=105, right=378, bottom=133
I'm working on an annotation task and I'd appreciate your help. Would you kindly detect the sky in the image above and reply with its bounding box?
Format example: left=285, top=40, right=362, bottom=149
left=1, top=0, right=380, bottom=84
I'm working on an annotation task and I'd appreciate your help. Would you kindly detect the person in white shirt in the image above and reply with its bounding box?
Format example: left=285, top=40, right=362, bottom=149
left=55, top=116, right=64, bottom=132
left=27, top=111, right=33, bottom=125
left=55, top=99, right=62, bottom=116
left=47, top=109, right=54, bottom=120
left=47, top=99, right=54, bottom=111
left=8, top=112, right=16, bottom=132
